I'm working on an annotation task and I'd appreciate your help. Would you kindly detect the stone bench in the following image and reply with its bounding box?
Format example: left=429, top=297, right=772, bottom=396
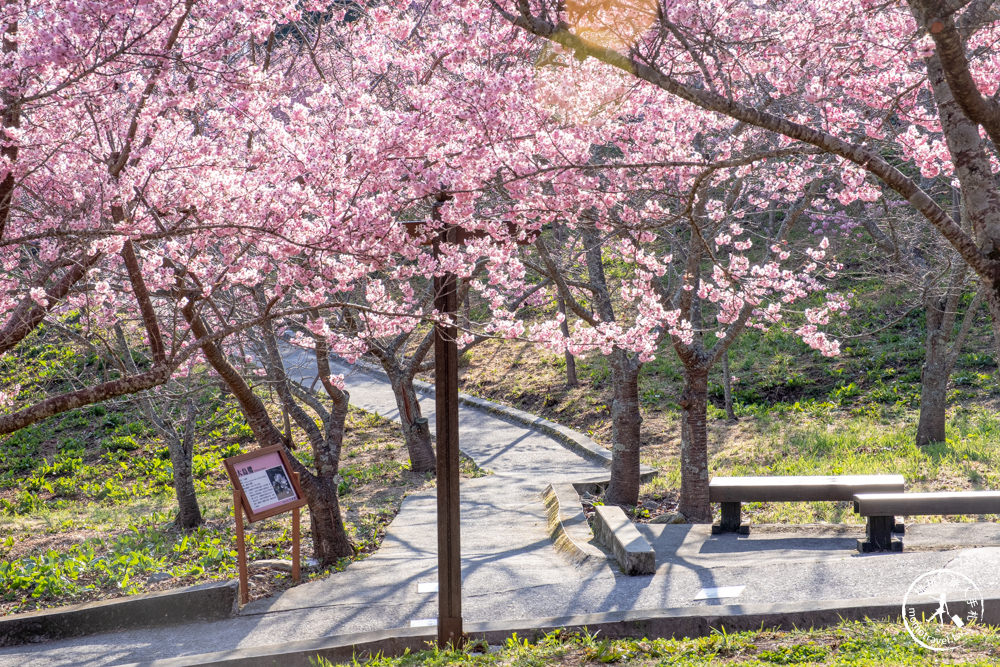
left=854, top=491, right=1000, bottom=552
left=591, top=505, right=655, bottom=575
left=710, top=474, right=906, bottom=535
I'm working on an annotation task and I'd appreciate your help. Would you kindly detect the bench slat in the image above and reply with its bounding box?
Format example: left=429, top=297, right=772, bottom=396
left=854, top=491, right=1000, bottom=516
left=709, top=475, right=905, bottom=502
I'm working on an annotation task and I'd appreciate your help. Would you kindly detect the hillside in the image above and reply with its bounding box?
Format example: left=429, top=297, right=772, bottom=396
left=455, top=277, right=1000, bottom=524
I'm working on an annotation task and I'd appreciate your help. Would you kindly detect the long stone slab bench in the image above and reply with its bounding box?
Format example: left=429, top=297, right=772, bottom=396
left=710, top=474, right=906, bottom=535
left=592, top=505, right=655, bottom=575
left=854, top=491, right=1000, bottom=552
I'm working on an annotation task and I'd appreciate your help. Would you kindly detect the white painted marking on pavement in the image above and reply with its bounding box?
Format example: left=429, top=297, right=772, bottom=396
left=694, top=585, right=745, bottom=600
left=417, top=582, right=439, bottom=593
left=410, top=618, right=438, bottom=627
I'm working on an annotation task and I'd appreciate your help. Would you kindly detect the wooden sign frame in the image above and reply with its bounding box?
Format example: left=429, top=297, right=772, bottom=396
left=224, top=445, right=308, bottom=604
left=224, top=444, right=307, bottom=522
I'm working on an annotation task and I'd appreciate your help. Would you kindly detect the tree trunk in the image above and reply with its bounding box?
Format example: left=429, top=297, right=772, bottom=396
left=678, top=366, right=711, bottom=522
left=986, top=290, right=1000, bottom=369
left=916, top=357, right=949, bottom=447
left=916, top=297, right=950, bottom=447
left=389, top=373, right=436, bottom=473
left=185, top=304, right=352, bottom=563
left=296, top=469, right=354, bottom=565
left=604, top=352, right=642, bottom=506
left=170, top=401, right=202, bottom=530
left=722, top=350, right=736, bottom=421
left=281, top=387, right=354, bottom=565
left=557, top=292, right=578, bottom=387
left=299, top=347, right=354, bottom=564
left=554, top=222, right=578, bottom=387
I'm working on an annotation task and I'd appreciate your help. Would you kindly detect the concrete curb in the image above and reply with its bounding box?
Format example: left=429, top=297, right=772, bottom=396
left=125, top=591, right=1000, bottom=666
left=351, top=358, right=655, bottom=478
left=0, top=580, right=238, bottom=648
left=592, top=505, right=656, bottom=575
left=541, top=483, right=608, bottom=566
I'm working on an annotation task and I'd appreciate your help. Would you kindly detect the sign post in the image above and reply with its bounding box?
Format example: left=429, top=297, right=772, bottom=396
left=406, top=200, right=537, bottom=648
left=432, top=196, right=463, bottom=648
left=224, top=445, right=308, bottom=605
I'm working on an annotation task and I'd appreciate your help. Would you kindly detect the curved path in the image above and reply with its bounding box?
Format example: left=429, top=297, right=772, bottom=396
left=5, top=352, right=1000, bottom=665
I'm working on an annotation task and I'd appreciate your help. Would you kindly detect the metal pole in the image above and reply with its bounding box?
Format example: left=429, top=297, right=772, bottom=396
left=291, top=472, right=301, bottom=583
left=234, top=491, right=248, bottom=605
left=433, top=205, right=463, bottom=648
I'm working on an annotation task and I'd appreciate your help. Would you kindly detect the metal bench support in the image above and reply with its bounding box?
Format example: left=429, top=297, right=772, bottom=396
left=712, top=501, right=750, bottom=535
left=857, top=515, right=903, bottom=552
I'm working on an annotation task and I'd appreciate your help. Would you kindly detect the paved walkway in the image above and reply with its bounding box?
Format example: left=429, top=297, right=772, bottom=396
left=4, top=351, right=1000, bottom=665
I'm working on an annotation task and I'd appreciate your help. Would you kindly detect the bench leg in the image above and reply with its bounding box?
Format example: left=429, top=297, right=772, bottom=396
left=712, top=502, right=750, bottom=535
left=857, top=515, right=903, bottom=553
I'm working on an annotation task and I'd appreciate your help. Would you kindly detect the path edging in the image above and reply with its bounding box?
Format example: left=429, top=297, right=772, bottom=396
left=0, top=579, right=238, bottom=648
left=541, top=483, right=608, bottom=566
left=592, top=505, right=656, bottom=575
left=125, top=591, right=1000, bottom=666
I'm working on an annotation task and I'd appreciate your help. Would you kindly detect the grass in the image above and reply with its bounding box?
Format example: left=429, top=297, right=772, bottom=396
left=0, top=322, right=447, bottom=614
left=638, top=405, right=1000, bottom=525
left=312, top=620, right=1000, bottom=665
left=0, top=401, right=437, bottom=615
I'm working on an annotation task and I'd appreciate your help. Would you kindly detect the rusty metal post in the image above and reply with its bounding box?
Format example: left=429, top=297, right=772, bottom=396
left=433, top=198, right=463, bottom=648
left=291, top=472, right=301, bottom=583
left=234, top=490, right=249, bottom=605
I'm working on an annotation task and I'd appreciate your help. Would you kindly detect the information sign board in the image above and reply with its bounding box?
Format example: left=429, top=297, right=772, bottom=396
left=224, top=445, right=307, bottom=522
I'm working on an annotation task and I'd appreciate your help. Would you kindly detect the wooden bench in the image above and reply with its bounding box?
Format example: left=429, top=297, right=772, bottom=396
left=710, top=474, right=906, bottom=535
left=854, top=491, right=1000, bottom=552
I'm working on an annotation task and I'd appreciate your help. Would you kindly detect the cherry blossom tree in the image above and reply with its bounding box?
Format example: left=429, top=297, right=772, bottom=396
left=456, top=38, right=849, bottom=514
left=526, top=156, right=843, bottom=516
left=0, top=0, right=277, bottom=429
left=0, top=0, right=862, bottom=534
left=498, top=0, right=1000, bottom=365
left=0, top=1, right=412, bottom=556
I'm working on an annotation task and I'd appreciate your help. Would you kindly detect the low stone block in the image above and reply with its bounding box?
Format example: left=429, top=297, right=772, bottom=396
left=650, top=511, right=686, bottom=525
left=0, top=579, right=238, bottom=647
left=592, top=505, right=655, bottom=575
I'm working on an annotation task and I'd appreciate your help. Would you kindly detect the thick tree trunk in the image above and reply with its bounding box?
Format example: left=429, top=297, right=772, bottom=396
left=916, top=298, right=950, bottom=447
left=296, top=471, right=353, bottom=565
left=916, top=357, right=949, bottom=447
left=169, top=405, right=202, bottom=530
left=678, top=366, right=711, bottom=522
left=389, top=374, right=436, bottom=473
left=170, top=451, right=202, bottom=529
left=604, top=352, right=642, bottom=506
left=915, top=280, right=982, bottom=447
left=296, top=390, right=353, bottom=565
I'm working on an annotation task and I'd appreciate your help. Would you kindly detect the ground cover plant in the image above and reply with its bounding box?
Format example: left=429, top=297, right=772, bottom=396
left=316, top=620, right=1000, bottom=666
left=0, top=343, right=445, bottom=615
